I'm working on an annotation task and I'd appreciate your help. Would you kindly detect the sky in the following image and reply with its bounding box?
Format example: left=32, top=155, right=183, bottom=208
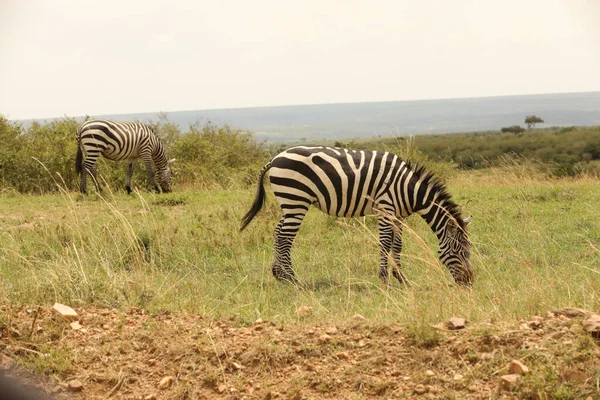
left=1, top=0, right=599, bottom=120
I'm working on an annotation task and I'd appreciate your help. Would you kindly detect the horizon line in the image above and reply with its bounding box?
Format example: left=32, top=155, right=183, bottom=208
left=10, top=89, right=600, bottom=122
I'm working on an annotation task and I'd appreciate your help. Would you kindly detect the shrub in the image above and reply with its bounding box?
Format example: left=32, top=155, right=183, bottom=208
left=0, top=115, right=269, bottom=193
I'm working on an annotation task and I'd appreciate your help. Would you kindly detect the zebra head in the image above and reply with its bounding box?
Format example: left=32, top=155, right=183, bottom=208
left=157, top=158, right=176, bottom=193
left=438, top=215, right=473, bottom=286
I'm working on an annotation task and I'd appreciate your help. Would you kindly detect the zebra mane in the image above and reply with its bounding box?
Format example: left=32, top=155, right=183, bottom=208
left=409, top=162, right=467, bottom=232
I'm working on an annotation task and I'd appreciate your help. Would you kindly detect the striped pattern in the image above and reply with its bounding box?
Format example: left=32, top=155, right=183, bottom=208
left=241, top=146, right=473, bottom=286
left=76, top=119, right=172, bottom=194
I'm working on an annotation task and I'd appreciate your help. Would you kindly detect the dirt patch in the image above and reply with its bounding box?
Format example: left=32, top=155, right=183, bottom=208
left=1, top=306, right=599, bottom=399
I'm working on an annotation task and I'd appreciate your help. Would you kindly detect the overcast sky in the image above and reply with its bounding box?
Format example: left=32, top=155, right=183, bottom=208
left=1, top=0, right=599, bottom=120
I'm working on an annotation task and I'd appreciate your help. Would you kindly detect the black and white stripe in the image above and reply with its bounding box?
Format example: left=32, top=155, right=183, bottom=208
left=241, top=146, right=473, bottom=286
left=75, top=119, right=174, bottom=194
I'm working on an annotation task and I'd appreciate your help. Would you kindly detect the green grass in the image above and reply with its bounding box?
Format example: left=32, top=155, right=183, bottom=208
left=1, top=170, right=599, bottom=326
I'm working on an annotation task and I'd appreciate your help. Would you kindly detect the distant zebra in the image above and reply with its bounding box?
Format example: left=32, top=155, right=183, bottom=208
left=76, top=119, right=174, bottom=194
left=241, top=146, right=473, bottom=286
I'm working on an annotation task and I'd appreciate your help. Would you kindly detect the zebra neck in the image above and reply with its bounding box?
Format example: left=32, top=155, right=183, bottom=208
left=415, top=185, right=453, bottom=234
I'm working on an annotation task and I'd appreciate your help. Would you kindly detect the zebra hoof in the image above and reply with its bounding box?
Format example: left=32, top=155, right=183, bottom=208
left=273, top=270, right=299, bottom=285
left=392, top=270, right=407, bottom=284
left=126, top=185, right=132, bottom=194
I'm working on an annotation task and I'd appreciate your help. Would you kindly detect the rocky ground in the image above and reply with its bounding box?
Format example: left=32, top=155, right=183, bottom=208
left=1, top=305, right=599, bottom=399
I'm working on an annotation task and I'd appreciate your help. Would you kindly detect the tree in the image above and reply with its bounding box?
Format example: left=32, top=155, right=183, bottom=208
left=500, top=125, right=525, bottom=135
left=525, top=115, right=544, bottom=130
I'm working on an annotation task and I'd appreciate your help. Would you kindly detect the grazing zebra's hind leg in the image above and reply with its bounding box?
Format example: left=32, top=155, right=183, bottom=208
left=272, top=211, right=308, bottom=284
left=126, top=162, right=134, bottom=194
left=80, top=161, right=101, bottom=194
left=391, top=220, right=407, bottom=284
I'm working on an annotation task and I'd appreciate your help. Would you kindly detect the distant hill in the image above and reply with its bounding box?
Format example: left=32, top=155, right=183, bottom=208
left=17, top=92, right=600, bottom=142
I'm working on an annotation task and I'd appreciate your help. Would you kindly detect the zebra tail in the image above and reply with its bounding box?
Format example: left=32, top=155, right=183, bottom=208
left=75, top=145, right=83, bottom=175
left=240, top=161, right=272, bottom=231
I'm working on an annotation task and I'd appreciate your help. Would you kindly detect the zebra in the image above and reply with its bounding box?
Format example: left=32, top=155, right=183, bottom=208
left=75, top=119, right=174, bottom=194
left=240, top=146, right=473, bottom=286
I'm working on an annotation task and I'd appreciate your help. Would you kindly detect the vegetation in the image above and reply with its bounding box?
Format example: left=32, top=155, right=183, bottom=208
left=0, top=115, right=267, bottom=194
left=500, top=125, right=525, bottom=134
left=1, top=167, right=599, bottom=323
left=525, top=115, right=544, bottom=130
left=352, top=126, right=600, bottom=176
left=1, top=113, right=599, bottom=397
left=1, top=115, right=599, bottom=194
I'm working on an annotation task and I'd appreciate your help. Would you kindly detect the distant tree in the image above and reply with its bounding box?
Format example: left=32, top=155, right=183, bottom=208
left=501, top=125, right=525, bottom=135
left=525, top=115, right=544, bottom=130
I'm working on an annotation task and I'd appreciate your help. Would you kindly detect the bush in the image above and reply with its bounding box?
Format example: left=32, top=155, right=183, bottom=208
left=169, top=122, right=269, bottom=188
left=0, top=115, right=270, bottom=194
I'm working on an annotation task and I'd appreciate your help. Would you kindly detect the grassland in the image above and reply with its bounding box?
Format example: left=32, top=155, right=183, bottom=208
left=1, top=168, right=599, bottom=325
left=1, top=166, right=600, bottom=398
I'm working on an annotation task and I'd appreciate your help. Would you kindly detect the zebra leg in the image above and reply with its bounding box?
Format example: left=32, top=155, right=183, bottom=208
left=272, top=212, right=306, bottom=284
left=81, top=159, right=100, bottom=194
left=391, top=220, right=407, bottom=284
left=141, top=153, right=159, bottom=192
left=79, top=164, right=88, bottom=194
left=377, top=215, right=394, bottom=283
left=126, top=162, right=134, bottom=194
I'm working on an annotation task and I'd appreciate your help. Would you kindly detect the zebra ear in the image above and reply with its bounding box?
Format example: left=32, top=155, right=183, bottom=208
left=463, top=216, right=472, bottom=226
left=168, top=158, right=176, bottom=164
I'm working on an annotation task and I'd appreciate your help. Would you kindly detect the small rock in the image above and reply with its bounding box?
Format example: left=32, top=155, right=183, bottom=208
left=144, top=394, right=157, bottom=400
left=318, top=334, right=332, bottom=343
left=0, top=355, right=14, bottom=369
left=325, top=326, right=338, bottom=335
left=337, top=351, right=350, bottom=360
left=358, top=339, right=367, bottom=347
left=295, top=306, right=313, bottom=317
left=50, top=385, right=63, bottom=394
left=553, top=307, right=591, bottom=318
left=231, top=362, right=244, bottom=370
left=70, top=321, right=82, bottom=330
left=351, top=314, right=367, bottom=321
left=67, top=379, right=84, bottom=392
left=508, top=360, right=529, bottom=375
left=254, top=318, right=264, bottom=324
left=500, top=374, right=519, bottom=390
left=562, top=368, right=588, bottom=383
left=582, top=314, right=600, bottom=339
left=453, top=374, right=463, bottom=381
left=52, top=303, right=78, bottom=319
left=427, top=385, right=438, bottom=394
left=413, top=384, right=427, bottom=394
left=158, top=376, right=174, bottom=390
left=425, top=370, right=435, bottom=376
left=528, top=320, right=543, bottom=330
left=217, top=384, right=226, bottom=393
left=447, top=317, right=466, bottom=330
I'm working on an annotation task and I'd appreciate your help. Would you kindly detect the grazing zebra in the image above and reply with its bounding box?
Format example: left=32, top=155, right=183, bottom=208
left=241, top=146, right=473, bottom=286
left=75, top=119, right=174, bottom=194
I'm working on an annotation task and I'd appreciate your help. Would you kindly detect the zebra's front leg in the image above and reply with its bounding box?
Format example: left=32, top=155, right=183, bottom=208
left=142, top=154, right=159, bottom=193
left=272, top=212, right=306, bottom=284
left=377, top=216, right=394, bottom=283
left=125, top=162, right=134, bottom=194
left=391, top=220, right=407, bottom=284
